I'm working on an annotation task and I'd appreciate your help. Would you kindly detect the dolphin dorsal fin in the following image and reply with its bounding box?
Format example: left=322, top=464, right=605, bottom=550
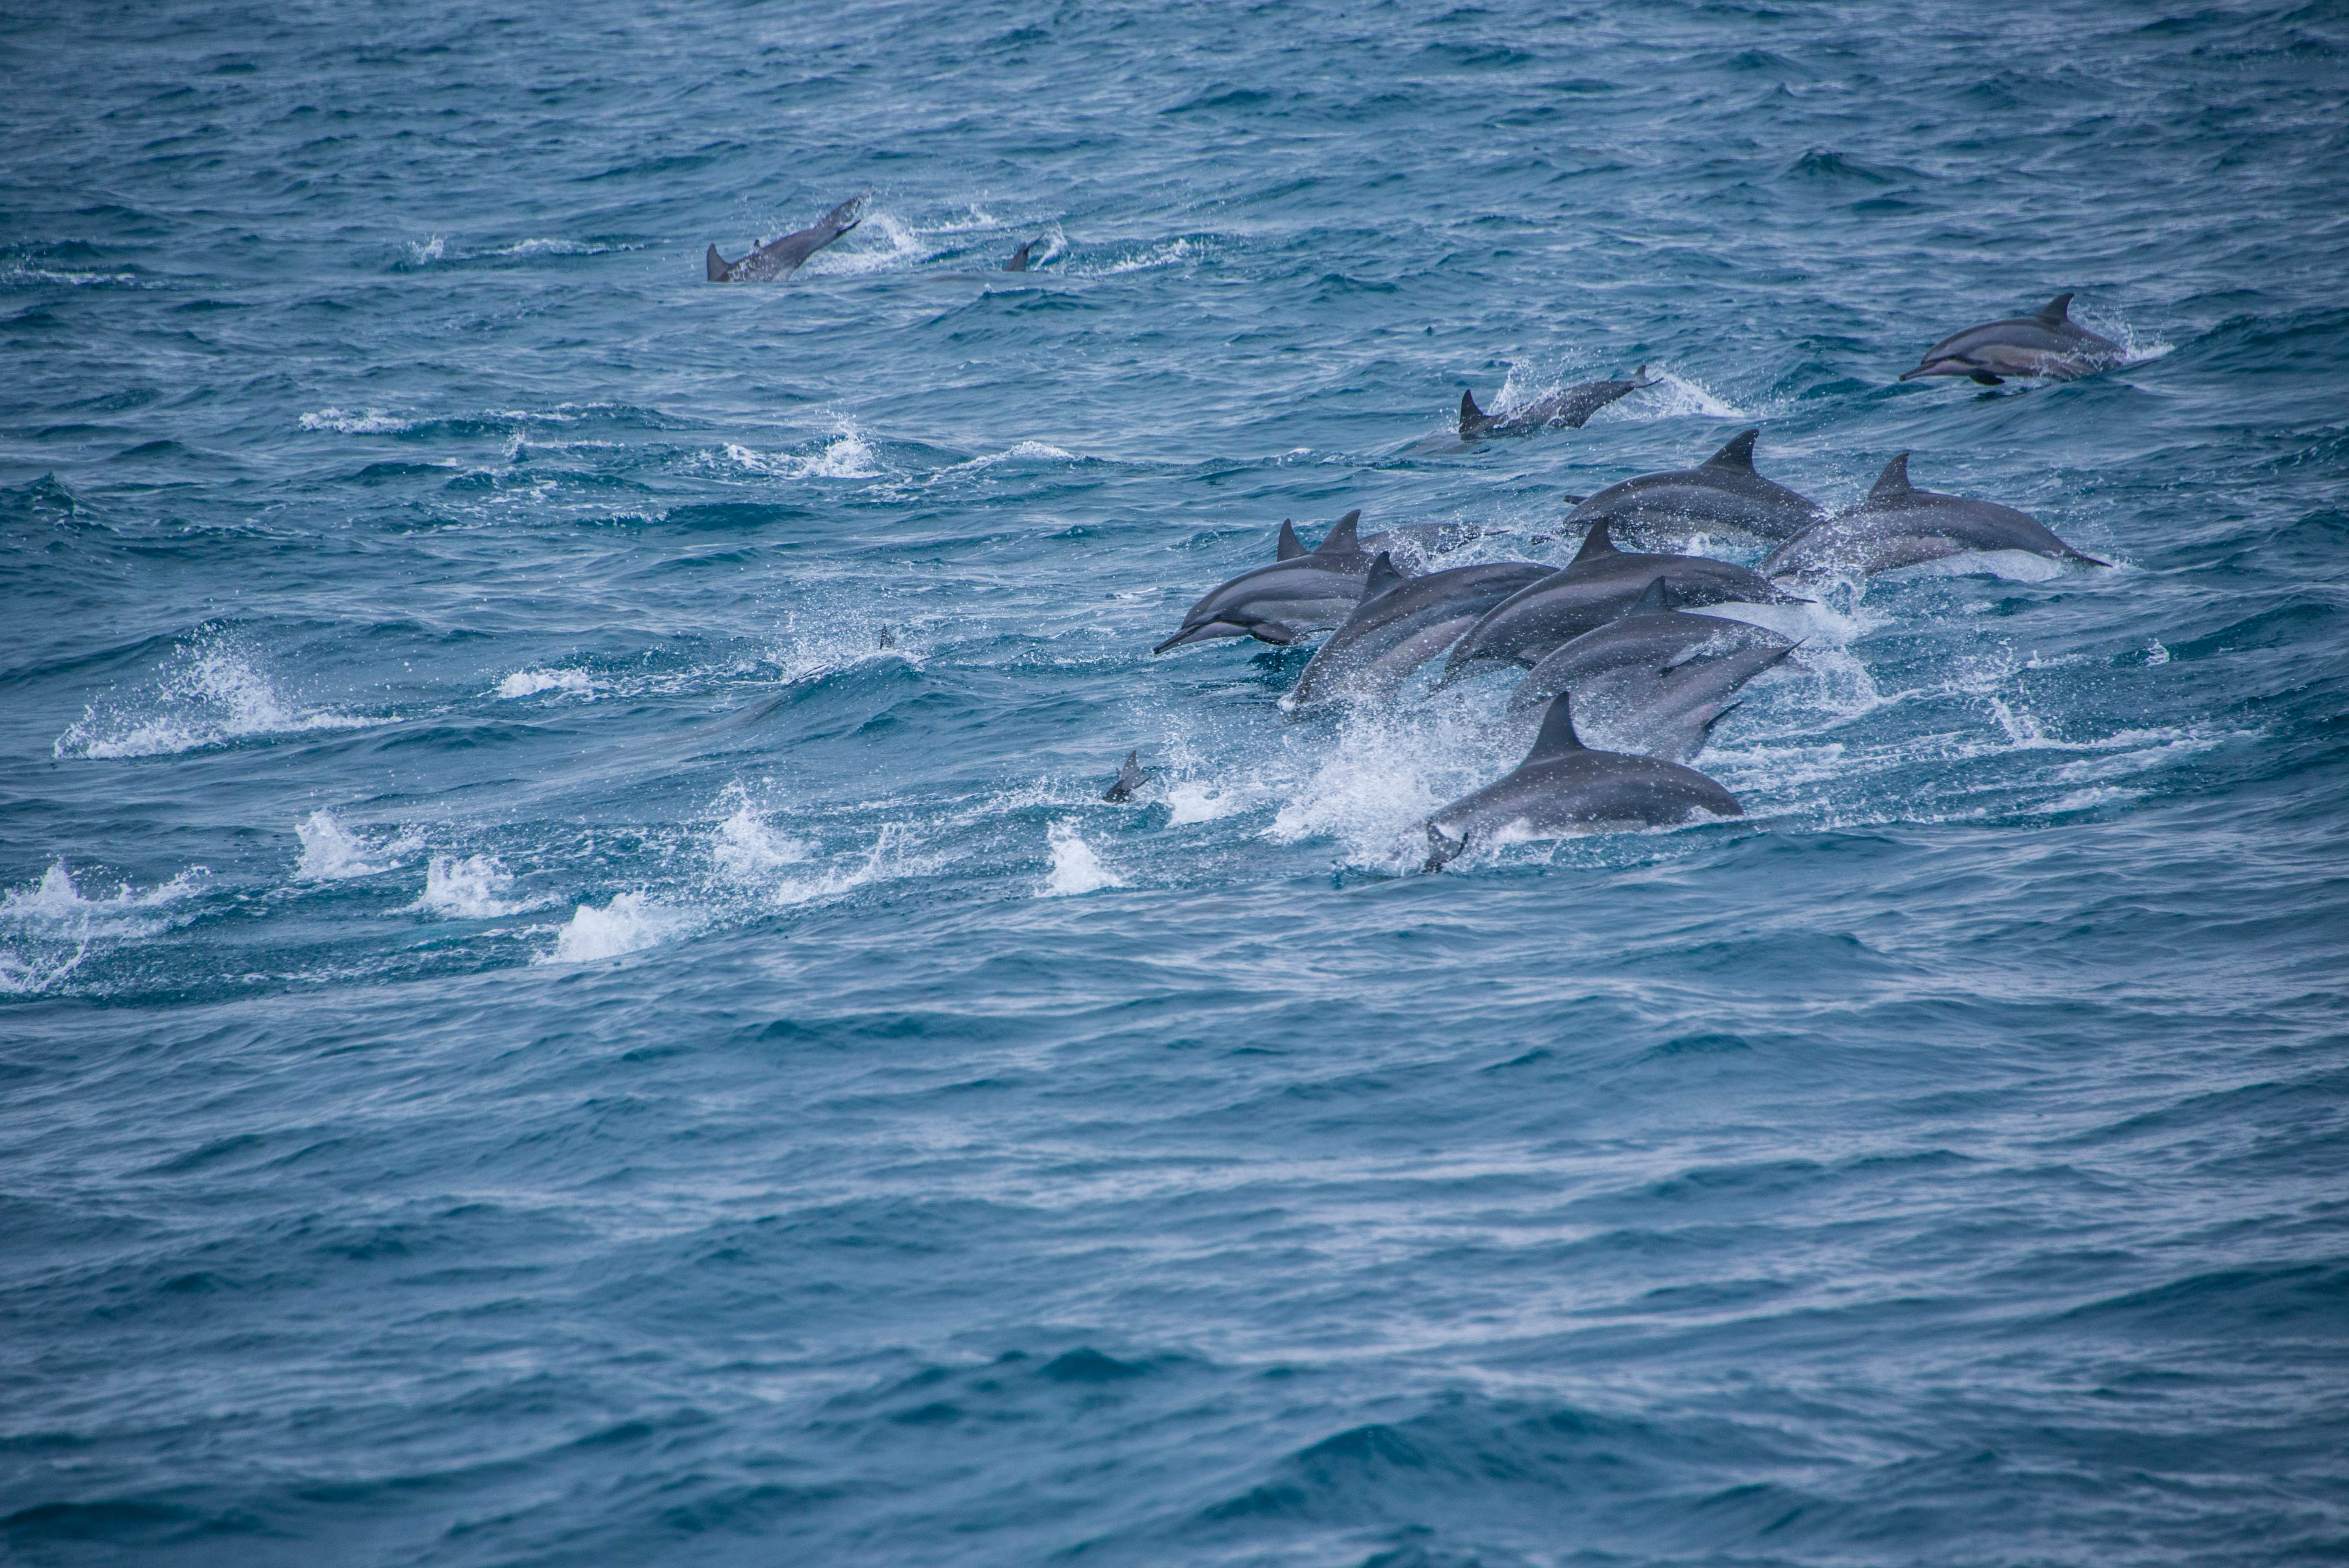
left=706, top=244, right=730, bottom=282
left=1703, top=429, right=1760, bottom=471
left=1572, top=517, right=1619, bottom=565
left=1363, top=550, right=1405, bottom=600
left=1868, top=453, right=1914, bottom=501
left=1630, top=575, right=1672, bottom=617
left=2037, top=293, right=2074, bottom=324
left=1276, top=520, right=1305, bottom=561
left=1315, top=509, right=1362, bottom=555
left=1528, top=694, right=1588, bottom=761
left=1459, top=390, right=1485, bottom=436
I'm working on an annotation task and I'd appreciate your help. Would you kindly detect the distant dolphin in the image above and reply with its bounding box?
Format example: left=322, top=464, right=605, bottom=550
left=1561, top=428, right=1824, bottom=545
left=707, top=190, right=871, bottom=282
left=1103, top=750, right=1148, bottom=802
left=1900, top=293, right=2122, bottom=385
left=1459, top=368, right=1656, bottom=439
left=1284, top=553, right=1551, bottom=712
left=1421, top=693, right=1743, bottom=870
left=1433, top=519, right=1805, bottom=689
left=1505, top=576, right=1796, bottom=723
left=1003, top=238, right=1043, bottom=272
left=1156, top=511, right=1384, bottom=653
left=1762, top=454, right=2110, bottom=578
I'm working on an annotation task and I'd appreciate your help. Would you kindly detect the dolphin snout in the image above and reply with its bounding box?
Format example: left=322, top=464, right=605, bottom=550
left=1154, top=620, right=1247, bottom=655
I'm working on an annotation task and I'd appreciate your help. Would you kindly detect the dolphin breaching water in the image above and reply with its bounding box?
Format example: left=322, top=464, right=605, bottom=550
left=1899, top=293, right=2123, bottom=385
left=1420, top=694, right=1744, bottom=870
left=1155, top=511, right=1385, bottom=654
left=1762, top=454, right=2111, bottom=578
left=1003, top=238, right=1043, bottom=272
left=1433, top=519, right=1805, bottom=689
left=705, top=190, right=871, bottom=282
left=1102, top=750, right=1149, bottom=802
left=1283, top=554, right=1552, bottom=712
left=1560, top=428, right=1825, bottom=545
left=1504, top=575, right=1797, bottom=722
left=1458, top=368, right=1656, bottom=439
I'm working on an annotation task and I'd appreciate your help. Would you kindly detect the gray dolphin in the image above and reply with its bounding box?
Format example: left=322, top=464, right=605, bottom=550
left=1561, top=428, right=1824, bottom=546
left=1103, top=750, right=1148, bottom=802
left=1421, top=693, right=1743, bottom=870
left=1004, top=237, right=1043, bottom=272
left=1284, top=553, right=1552, bottom=712
left=707, top=190, right=872, bottom=282
left=1459, top=368, right=1656, bottom=439
left=1513, top=634, right=1794, bottom=765
left=1433, top=519, right=1805, bottom=689
left=1762, top=454, right=2110, bottom=578
left=1900, top=293, right=2122, bottom=385
left=1156, top=510, right=1384, bottom=653
left=1504, top=576, right=1796, bottom=721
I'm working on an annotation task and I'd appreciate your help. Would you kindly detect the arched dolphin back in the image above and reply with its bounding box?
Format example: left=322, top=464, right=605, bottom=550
left=708, top=189, right=871, bottom=282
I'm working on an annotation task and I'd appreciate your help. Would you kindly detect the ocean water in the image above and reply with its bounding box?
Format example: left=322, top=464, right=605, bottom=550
left=4, top=1, right=2347, bottom=1563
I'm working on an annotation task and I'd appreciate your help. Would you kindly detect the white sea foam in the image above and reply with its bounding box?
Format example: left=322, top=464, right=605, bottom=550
left=544, top=892, right=681, bottom=963
left=1041, top=820, right=1124, bottom=895
left=294, top=811, right=413, bottom=881
left=1163, top=781, right=1244, bottom=826
left=1628, top=369, right=1750, bottom=420
left=496, top=667, right=598, bottom=700
left=299, top=407, right=413, bottom=433
left=711, top=797, right=811, bottom=879
left=724, top=420, right=884, bottom=480
left=1092, top=238, right=1197, bottom=275
left=492, top=238, right=605, bottom=257
left=0, top=861, right=207, bottom=995
left=2146, top=639, right=2171, bottom=665
left=797, top=210, right=927, bottom=276
left=770, top=823, right=939, bottom=908
left=408, top=853, right=521, bottom=918
left=55, top=644, right=386, bottom=759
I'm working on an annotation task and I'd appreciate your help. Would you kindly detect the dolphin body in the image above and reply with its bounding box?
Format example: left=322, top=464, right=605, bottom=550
left=1103, top=750, right=1148, bottom=802
left=1459, top=369, right=1656, bottom=439
left=1004, top=238, right=1043, bottom=272
left=1284, top=553, right=1552, bottom=712
left=1560, top=429, right=1823, bottom=546
left=1762, top=455, right=2110, bottom=578
left=1156, top=511, right=1384, bottom=653
left=1899, top=293, right=2122, bottom=385
left=1505, top=576, right=1796, bottom=721
left=1434, top=519, right=1803, bottom=689
left=707, top=190, right=871, bottom=282
left=1421, top=693, right=1743, bottom=870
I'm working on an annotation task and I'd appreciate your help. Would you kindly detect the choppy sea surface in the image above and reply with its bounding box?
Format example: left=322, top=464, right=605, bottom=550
left=5, top=3, right=2347, bottom=1564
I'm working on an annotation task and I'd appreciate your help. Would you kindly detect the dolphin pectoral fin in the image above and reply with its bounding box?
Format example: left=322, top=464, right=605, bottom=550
left=1969, top=370, right=2006, bottom=386
left=2063, top=547, right=2112, bottom=568
left=1247, top=620, right=1301, bottom=646
left=706, top=244, right=733, bottom=282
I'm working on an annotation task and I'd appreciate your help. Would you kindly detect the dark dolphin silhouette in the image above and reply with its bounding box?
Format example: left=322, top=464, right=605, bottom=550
left=1900, top=293, right=2122, bottom=385
left=1102, top=750, right=1148, bottom=802
left=1156, top=511, right=1386, bottom=653
left=1421, top=693, right=1743, bottom=870
left=1561, top=428, right=1824, bottom=546
left=707, top=190, right=871, bottom=282
left=1284, top=554, right=1552, bottom=712
left=1762, top=454, right=2110, bottom=578
left=1459, top=368, right=1656, bottom=439
left=1004, top=237, right=1044, bottom=272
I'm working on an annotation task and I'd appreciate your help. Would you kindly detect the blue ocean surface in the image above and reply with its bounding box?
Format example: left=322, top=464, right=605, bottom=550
left=4, top=2, right=2346, bottom=1563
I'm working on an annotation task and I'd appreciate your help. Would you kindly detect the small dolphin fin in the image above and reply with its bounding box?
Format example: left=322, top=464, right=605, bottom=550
left=877, top=625, right=894, bottom=649
left=1004, top=239, right=1035, bottom=272
left=1702, top=428, right=1760, bottom=471
left=1868, top=453, right=1914, bottom=500
left=1248, top=620, right=1300, bottom=645
left=1315, top=510, right=1362, bottom=555
left=1459, top=390, right=1487, bottom=437
left=1422, top=824, right=1468, bottom=873
left=1363, top=550, right=1406, bottom=601
left=2037, top=292, right=2074, bottom=324
left=1554, top=495, right=1585, bottom=507
left=1571, top=517, right=1619, bottom=565
left=1276, top=519, right=1306, bottom=561
left=1630, top=576, right=1672, bottom=618
left=1629, top=363, right=1654, bottom=385
left=706, top=244, right=732, bottom=282
left=1527, top=694, right=1589, bottom=761
left=1969, top=370, right=2006, bottom=386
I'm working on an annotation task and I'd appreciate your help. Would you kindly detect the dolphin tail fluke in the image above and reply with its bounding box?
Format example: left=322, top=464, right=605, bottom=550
left=1421, top=824, right=1467, bottom=873
left=706, top=244, right=732, bottom=282
left=1459, top=390, right=1487, bottom=438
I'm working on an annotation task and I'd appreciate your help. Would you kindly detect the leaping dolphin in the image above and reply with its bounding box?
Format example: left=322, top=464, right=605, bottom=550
left=1421, top=693, right=1743, bottom=870
left=707, top=190, right=872, bottom=282
left=1283, top=553, right=1552, bottom=712
left=1761, top=454, right=2110, bottom=578
left=1102, top=750, right=1148, bottom=802
left=1459, top=368, right=1656, bottom=439
left=1561, top=428, right=1824, bottom=546
left=1504, top=576, right=1797, bottom=725
left=1156, top=511, right=1386, bottom=654
left=1003, top=238, right=1043, bottom=272
left=1899, top=293, right=2122, bottom=385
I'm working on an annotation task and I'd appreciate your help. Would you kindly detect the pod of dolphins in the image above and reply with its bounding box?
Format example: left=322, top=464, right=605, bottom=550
left=700, top=199, right=2119, bottom=872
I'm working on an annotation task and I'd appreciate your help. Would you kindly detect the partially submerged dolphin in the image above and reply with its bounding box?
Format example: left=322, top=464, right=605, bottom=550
left=1433, top=519, right=1804, bottom=689
left=1505, top=576, right=1796, bottom=721
left=1761, top=454, right=2110, bottom=578
left=1421, top=693, right=1743, bottom=870
left=1561, top=429, right=1824, bottom=545
left=1004, top=238, right=1043, bottom=272
left=1284, top=553, right=1551, bottom=712
left=1157, top=511, right=1382, bottom=653
left=1103, top=750, right=1148, bottom=802
left=1900, top=293, right=2122, bottom=385
left=707, top=190, right=871, bottom=282
left=1459, top=368, right=1656, bottom=439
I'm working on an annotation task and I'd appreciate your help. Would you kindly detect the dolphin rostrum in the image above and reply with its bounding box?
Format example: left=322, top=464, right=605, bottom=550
left=1421, top=693, right=1743, bottom=870
left=1505, top=576, right=1796, bottom=722
left=707, top=190, right=872, bottom=282
left=1432, top=518, right=1805, bottom=690
left=1284, top=553, right=1552, bottom=712
left=1459, top=368, right=1656, bottom=439
left=1156, top=510, right=1387, bottom=654
left=1560, top=428, right=1824, bottom=546
left=1004, top=238, right=1043, bottom=272
left=1762, top=454, right=2110, bottom=578
left=1899, top=293, right=2122, bottom=385
left=1103, top=750, right=1148, bottom=802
